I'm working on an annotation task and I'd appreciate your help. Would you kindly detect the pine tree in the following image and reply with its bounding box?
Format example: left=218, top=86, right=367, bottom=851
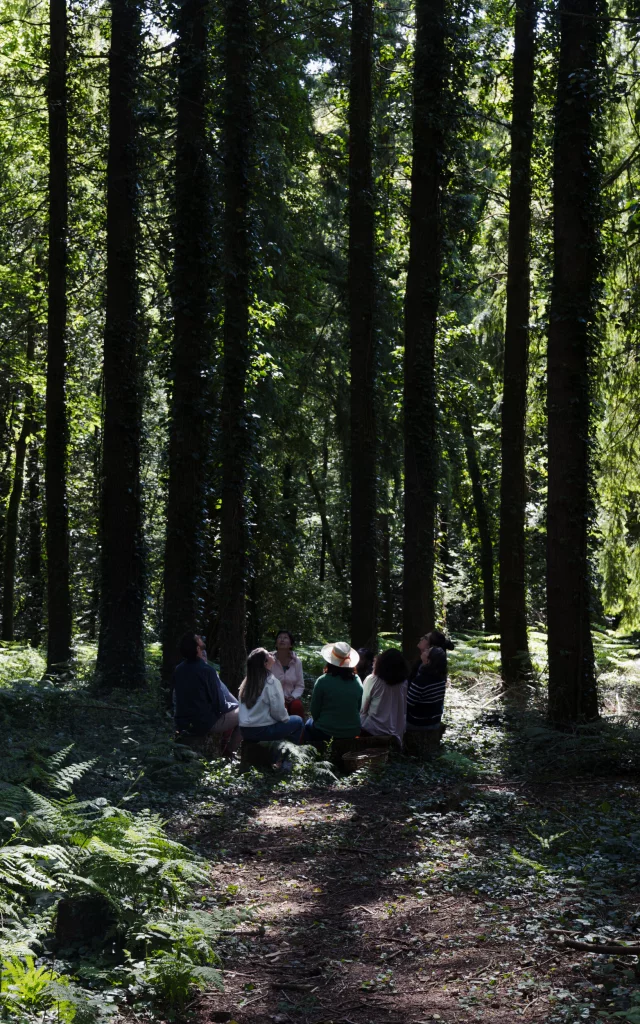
left=500, top=0, right=536, bottom=683
left=402, top=0, right=446, bottom=657
left=349, top=0, right=377, bottom=651
left=97, top=0, right=145, bottom=688
left=547, top=0, right=604, bottom=723
left=218, top=0, right=254, bottom=693
left=45, top=0, right=72, bottom=671
left=161, top=0, right=213, bottom=686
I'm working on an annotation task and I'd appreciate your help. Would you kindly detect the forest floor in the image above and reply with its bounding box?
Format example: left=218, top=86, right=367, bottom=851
left=173, top=655, right=640, bottom=1024
left=185, top=772, right=639, bottom=1024
left=2, top=631, right=640, bottom=1024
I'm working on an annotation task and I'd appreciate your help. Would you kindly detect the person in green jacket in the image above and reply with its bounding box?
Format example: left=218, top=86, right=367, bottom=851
left=305, top=641, right=363, bottom=747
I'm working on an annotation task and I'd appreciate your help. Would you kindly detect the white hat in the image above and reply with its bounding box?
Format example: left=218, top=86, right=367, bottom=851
left=321, top=641, right=360, bottom=669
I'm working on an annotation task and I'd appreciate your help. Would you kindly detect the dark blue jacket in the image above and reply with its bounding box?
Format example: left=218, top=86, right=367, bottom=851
left=173, top=658, right=226, bottom=734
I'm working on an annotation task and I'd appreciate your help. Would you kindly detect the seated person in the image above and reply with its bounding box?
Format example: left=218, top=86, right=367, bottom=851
left=270, top=629, right=305, bottom=719
left=239, top=648, right=304, bottom=743
left=197, top=635, right=239, bottom=750
left=305, top=642, right=363, bottom=747
left=173, top=633, right=241, bottom=756
left=408, top=630, right=454, bottom=682
left=357, top=647, right=375, bottom=684
left=360, top=648, right=408, bottom=746
left=406, top=645, right=448, bottom=732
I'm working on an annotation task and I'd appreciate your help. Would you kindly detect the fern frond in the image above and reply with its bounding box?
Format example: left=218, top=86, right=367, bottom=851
left=44, top=744, right=76, bottom=772
left=192, top=964, right=223, bottom=990
left=47, top=759, right=98, bottom=793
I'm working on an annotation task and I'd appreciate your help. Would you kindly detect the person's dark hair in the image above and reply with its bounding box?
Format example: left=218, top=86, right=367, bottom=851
left=425, top=646, right=448, bottom=678
left=179, top=633, right=200, bottom=661
left=239, top=647, right=270, bottom=709
left=373, top=648, right=408, bottom=686
left=324, top=662, right=357, bottom=681
left=275, top=629, right=295, bottom=648
left=357, top=647, right=375, bottom=673
left=425, top=629, right=455, bottom=651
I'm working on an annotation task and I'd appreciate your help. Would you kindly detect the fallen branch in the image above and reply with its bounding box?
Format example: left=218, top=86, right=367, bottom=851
left=220, top=927, right=266, bottom=937
left=272, top=981, right=314, bottom=992
left=555, top=938, right=640, bottom=955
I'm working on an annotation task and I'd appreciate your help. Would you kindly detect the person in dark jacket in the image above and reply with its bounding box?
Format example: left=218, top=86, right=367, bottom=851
left=173, top=633, right=241, bottom=755
left=406, top=645, right=448, bottom=731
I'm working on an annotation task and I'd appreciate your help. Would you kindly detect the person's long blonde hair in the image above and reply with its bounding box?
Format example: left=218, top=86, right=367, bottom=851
left=239, top=648, right=270, bottom=709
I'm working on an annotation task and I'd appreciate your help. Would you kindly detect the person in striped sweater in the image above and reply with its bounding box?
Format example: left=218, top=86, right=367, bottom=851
left=406, top=645, right=448, bottom=732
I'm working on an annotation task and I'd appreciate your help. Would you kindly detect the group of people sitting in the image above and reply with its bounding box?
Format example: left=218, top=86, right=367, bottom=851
left=172, top=628, right=454, bottom=759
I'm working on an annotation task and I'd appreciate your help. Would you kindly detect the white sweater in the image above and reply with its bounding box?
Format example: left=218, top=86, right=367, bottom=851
left=239, top=673, right=290, bottom=728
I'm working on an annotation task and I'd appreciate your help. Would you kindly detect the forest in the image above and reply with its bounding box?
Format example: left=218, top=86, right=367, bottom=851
left=1, top=0, right=640, bottom=1021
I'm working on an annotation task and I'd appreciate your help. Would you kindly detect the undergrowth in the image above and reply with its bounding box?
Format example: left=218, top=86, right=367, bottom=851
left=0, top=631, right=638, bottom=1021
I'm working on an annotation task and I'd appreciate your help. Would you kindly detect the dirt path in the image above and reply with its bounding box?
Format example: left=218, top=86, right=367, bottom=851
left=182, top=768, right=630, bottom=1024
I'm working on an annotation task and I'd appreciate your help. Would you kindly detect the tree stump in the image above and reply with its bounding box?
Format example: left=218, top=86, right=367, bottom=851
left=239, top=740, right=284, bottom=773
left=404, top=725, right=445, bottom=759
left=327, top=734, right=394, bottom=768
left=174, top=730, right=224, bottom=760
left=55, top=895, right=116, bottom=948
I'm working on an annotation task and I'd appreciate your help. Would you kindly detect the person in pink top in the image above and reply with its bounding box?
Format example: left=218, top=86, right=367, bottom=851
left=270, top=630, right=305, bottom=719
left=359, top=648, right=408, bottom=748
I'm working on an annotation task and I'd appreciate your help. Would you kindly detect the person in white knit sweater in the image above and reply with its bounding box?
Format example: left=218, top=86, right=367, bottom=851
left=239, top=648, right=304, bottom=744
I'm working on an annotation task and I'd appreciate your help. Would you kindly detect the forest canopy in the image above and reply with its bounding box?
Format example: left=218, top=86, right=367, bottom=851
left=0, top=0, right=637, bottom=717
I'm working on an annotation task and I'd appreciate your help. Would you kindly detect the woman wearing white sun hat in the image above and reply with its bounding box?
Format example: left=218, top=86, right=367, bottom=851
left=304, top=641, right=363, bottom=747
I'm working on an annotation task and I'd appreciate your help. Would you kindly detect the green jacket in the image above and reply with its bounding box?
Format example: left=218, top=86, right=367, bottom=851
left=310, top=671, right=363, bottom=737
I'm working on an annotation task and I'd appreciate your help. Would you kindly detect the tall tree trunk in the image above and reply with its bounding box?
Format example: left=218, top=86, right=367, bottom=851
left=319, top=431, right=329, bottom=583
left=219, top=0, right=253, bottom=694
left=306, top=465, right=344, bottom=583
left=97, top=0, right=145, bottom=688
left=2, top=408, right=33, bottom=640
left=499, top=0, right=536, bottom=682
left=161, top=0, right=213, bottom=686
left=46, top=0, right=72, bottom=671
left=281, top=462, right=296, bottom=575
left=402, top=0, right=445, bottom=659
left=26, top=439, right=43, bottom=647
left=349, top=0, right=377, bottom=651
left=379, top=505, right=393, bottom=633
left=461, top=411, right=497, bottom=633
left=547, top=0, right=604, bottom=724
left=86, top=423, right=101, bottom=641
left=246, top=479, right=261, bottom=651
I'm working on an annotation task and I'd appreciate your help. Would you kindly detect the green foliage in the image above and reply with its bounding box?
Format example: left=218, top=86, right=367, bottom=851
left=0, top=957, right=74, bottom=1020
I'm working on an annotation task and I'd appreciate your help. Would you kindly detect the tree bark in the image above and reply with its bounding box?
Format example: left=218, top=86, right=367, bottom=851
left=26, top=439, right=43, bottom=647
left=402, top=0, right=445, bottom=659
left=46, top=0, right=72, bottom=671
left=499, top=0, right=536, bottom=682
left=2, top=418, right=32, bottom=641
left=319, top=431, right=329, bottom=583
left=461, top=411, right=497, bottom=634
left=306, top=465, right=344, bottom=583
left=97, top=0, right=145, bottom=688
left=282, top=462, right=297, bottom=575
left=219, top=0, right=253, bottom=694
left=547, top=0, right=604, bottom=723
left=349, top=0, right=377, bottom=651
left=161, top=0, right=213, bottom=686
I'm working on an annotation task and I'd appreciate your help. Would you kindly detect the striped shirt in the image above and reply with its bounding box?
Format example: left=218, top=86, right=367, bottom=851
left=406, top=652, right=446, bottom=728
